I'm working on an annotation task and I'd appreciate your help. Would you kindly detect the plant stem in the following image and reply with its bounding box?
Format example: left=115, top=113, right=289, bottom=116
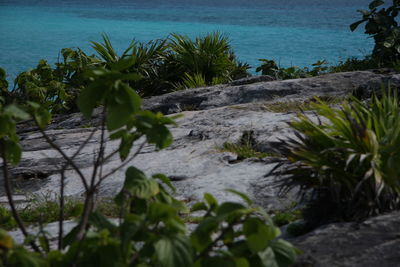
left=36, top=124, right=89, bottom=190
left=0, top=147, right=41, bottom=253
left=58, top=126, right=98, bottom=250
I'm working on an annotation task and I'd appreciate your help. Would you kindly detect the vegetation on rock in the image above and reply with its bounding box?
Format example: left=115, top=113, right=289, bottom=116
left=272, top=88, right=400, bottom=226
left=350, top=0, right=400, bottom=64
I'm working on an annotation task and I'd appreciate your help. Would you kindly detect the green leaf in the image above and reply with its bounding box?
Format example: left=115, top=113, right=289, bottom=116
left=3, top=139, right=22, bottom=165
left=369, top=0, right=384, bottom=9
left=76, top=81, right=108, bottom=118
left=153, top=173, right=176, bottom=192
left=350, top=19, right=366, bottom=31
left=27, top=102, right=51, bottom=129
left=216, top=202, right=246, bottom=217
left=191, top=202, right=208, bottom=212
left=257, top=248, right=279, bottom=267
left=38, top=235, right=50, bottom=253
left=148, top=202, right=177, bottom=221
left=111, top=56, right=136, bottom=71
left=269, top=240, right=301, bottom=267
left=154, top=236, right=193, bottom=267
left=8, top=246, right=46, bottom=267
left=89, top=212, right=117, bottom=232
left=243, top=218, right=281, bottom=253
left=122, top=167, right=159, bottom=199
left=120, top=214, right=143, bottom=256
left=191, top=217, right=219, bottom=251
left=224, top=189, right=253, bottom=205
left=134, top=111, right=174, bottom=149
left=234, top=258, right=250, bottom=267
left=106, top=83, right=141, bottom=131
left=4, top=105, right=30, bottom=121
left=204, top=193, right=218, bottom=209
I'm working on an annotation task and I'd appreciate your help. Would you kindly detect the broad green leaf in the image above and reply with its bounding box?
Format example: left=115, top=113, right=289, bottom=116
left=154, top=236, right=193, bottom=267
left=350, top=19, right=367, bottom=31
left=123, top=167, right=159, bottom=199
left=0, top=229, right=13, bottom=249
left=106, top=83, right=141, bottom=131
left=225, top=189, right=253, bottom=205
left=244, top=218, right=281, bottom=253
left=269, top=240, right=301, bottom=267
left=369, top=0, right=384, bottom=9
left=204, top=193, right=218, bottom=208
left=3, top=139, right=22, bottom=165
left=153, top=173, right=175, bottom=192
left=257, top=247, right=278, bottom=267
left=89, top=212, right=117, bottom=232
left=216, top=202, right=246, bottom=217
left=4, top=105, right=30, bottom=121
left=191, top=202, right=208, bottom=212
left=191, top=217, right=219, bottom=251
left=76, top=81, right=107, bottom=118
left=234, top=258, right=250, bottom=267
left=8, top=246, right=47, bottom=267
left=148, top=202, right=177, bottom=221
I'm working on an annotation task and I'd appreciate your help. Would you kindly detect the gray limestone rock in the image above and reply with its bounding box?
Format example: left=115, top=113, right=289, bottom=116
left=292, top=211, right=400, bottom=267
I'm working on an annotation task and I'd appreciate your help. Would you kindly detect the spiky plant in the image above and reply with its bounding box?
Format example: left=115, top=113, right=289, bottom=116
left=167, top=32, right=240, bottom=85
left=90, top=34, right=135, bottom=66
left=272, top=88, right=400, bottom=224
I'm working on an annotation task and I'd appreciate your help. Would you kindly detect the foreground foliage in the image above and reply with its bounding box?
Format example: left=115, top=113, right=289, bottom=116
left=351, top=0, right=400, bottom=64
left=272, top=88, right=400, bottom=225
left=0, top=62, right=298, bottom=266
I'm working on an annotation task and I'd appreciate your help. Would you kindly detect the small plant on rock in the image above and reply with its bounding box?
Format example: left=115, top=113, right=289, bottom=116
left=272, top=87, right=400, bottom=225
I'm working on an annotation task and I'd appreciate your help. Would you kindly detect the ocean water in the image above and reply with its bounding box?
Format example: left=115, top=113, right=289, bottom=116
left=0, top=0, right=374, bottom=82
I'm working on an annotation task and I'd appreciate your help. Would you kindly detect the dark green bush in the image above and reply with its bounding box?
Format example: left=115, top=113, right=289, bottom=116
left=166, top=32, right=249, bottom=89
left=0, top=206, right=16, bottom=230
left=329, top=56, right=380, bottom=72
left=256, top=59, right=329, bottom=80
left=272, top=89, right=400, bottom=224
left=7, top=33, right=250, bottom=114
left=351, top=0, right=400, bottom=64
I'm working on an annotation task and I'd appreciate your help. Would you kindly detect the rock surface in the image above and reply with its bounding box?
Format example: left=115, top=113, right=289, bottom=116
left=2, top=70, right=400, bottom=266
left=292, top=211, right=400, bottom=267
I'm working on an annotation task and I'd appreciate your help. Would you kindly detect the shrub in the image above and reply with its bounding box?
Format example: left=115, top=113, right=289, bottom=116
left=8, top=33, right=250, bottom=113
left=0, top=68, right=10, bottom=101
left=165, top=32, right=249, bottom=88
left=351, top=0, right=400, bottom=64
left=256, top=59, right=329, bottom=80
left=0, top=206, right=16, bottom=230
left=272, top=89, right=400, bottom=224
left=329, top=56, right=380, bottom=73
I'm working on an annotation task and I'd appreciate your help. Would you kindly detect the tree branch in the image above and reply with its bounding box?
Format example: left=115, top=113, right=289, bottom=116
left=35, top=124, right=89, bottom=190
left=1, top=146, right=41, bottom=253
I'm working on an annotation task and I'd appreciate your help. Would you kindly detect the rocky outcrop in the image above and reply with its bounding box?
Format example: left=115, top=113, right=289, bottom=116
left=4, top=70, right=400, bottom=206
left=2, top=70, right=400, bottom=266
left=293, top=211, right=400, bottom=267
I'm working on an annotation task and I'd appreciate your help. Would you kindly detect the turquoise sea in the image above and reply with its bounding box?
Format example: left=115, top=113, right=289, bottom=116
left=0, top=0, right=373, bottom=82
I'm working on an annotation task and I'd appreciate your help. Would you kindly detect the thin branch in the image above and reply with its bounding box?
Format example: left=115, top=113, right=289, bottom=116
left=57, top=166, right=66, bottom=250
left=90, top=110, right=107, bottom=188
left=58, top=126, right=98, bottom=250
left=1, top=147, right=41, bottom=253
left=75, top=109, right=106, bottom=244
left=35, top=124, right=89, bottom=190
left=94, top=141, right=146, bottom=189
